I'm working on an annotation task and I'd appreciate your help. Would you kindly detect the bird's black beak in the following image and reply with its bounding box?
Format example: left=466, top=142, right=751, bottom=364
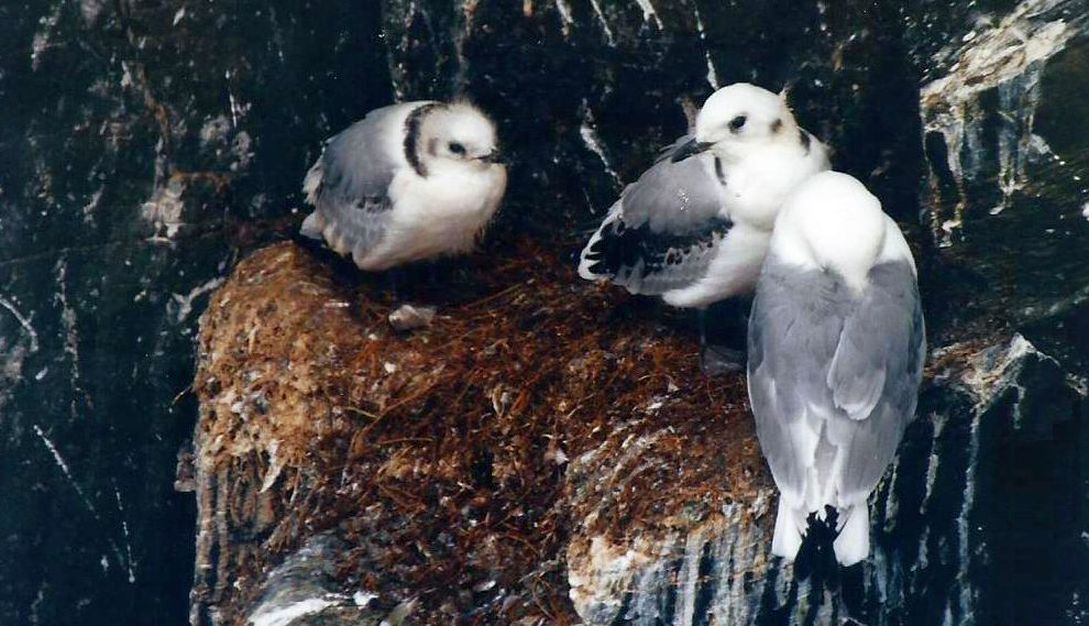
left=479, top=150, right=507, bottom=165
left=670, top=138, right=712, bottom=163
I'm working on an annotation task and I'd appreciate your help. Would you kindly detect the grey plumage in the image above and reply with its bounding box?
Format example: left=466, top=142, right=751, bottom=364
left=300, top=104, right=408, bottom=256
left=578, top=135, right=732, bottom=296
left=747, top=258, right=925, bottom=505
left=578, top=83, right=831, bottom=310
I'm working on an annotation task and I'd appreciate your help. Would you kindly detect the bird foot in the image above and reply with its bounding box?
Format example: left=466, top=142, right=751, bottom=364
left=699, top=345, right=746, bottom=375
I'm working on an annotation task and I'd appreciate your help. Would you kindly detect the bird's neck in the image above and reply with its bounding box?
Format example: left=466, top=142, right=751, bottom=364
left=771, top=204, right=888, bottom=294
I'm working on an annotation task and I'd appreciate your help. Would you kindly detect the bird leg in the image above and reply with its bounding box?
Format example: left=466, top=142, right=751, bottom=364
left=386, top=267, right=404, bottom=302
left=698, top=304, right=747, bottom=375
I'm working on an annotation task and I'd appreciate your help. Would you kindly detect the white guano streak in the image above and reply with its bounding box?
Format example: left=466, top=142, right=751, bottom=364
left=633, top=0, right=662, bottom=29
left=0, top=297, right=39, bottom=353
left=250, top=598, right=338, bottom=626
left=693, top=3, right=720, bottom=89
left=919, top=0, right=1082, bottom=245
left=588, top=0, right=616, bottom=44
left=555, top=0, right=575, bottom=36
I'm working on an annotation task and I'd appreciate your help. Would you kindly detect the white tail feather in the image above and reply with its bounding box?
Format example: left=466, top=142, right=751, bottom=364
left=771, top=495, right=804, bottom=561
left=770, top=496, right=872, bottom=566
left=299, top=212, right=325, bottom=240
left=833, top=505, right=870, bottom=566
left=577, top=221, right=611, bottom=281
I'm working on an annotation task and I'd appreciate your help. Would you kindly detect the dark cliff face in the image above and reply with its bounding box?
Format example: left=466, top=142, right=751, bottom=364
left=1, top=0, right=1087, bottom=624
left=0, top=1, right=391, bottom=622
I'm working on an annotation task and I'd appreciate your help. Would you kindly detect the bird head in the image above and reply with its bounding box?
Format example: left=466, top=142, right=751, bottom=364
left=419, top=102, right=505, bottom=172
left=672, top=83, right=797, bottom=162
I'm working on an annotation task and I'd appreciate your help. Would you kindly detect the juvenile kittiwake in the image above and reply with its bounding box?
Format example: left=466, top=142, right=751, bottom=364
left=746, top=171, right=926, bottom=567
left=578, top=83, right=830, bottom=368
left=300, top=100, right=507, bottom=271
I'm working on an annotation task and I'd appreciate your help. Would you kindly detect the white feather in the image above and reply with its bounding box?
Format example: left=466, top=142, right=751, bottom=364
left=832, top=505, right=870, bottom=566
left=769, top=172, right=888, bottom=293
left=771, top=494, right=804, bottom=559
left=300, top=101, right=507, bottom=272
left=363, top=164, right=506, bottom=270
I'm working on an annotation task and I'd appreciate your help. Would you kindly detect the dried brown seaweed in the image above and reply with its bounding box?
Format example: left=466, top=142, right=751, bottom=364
left=191, top=240, right=766, bottom=624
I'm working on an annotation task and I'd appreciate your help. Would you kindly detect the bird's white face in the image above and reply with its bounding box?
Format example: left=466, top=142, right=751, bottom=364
left=422, top=104, right=503, bottom=171
left=695, top=83, right=796, bottom=147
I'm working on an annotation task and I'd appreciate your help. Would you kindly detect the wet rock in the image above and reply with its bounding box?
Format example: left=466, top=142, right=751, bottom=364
left=244, top=534, right=384, bottom=626
left=916, top=0, right=1089, bottom=364
left=0, top=0, right=389, bottom=622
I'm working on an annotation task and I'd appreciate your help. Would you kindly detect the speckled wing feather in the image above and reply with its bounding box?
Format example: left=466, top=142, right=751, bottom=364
left=578, top=135, right=732, bottom=296
left=747, top=258, right=924, bottom=505
left=300, top=104, right=410, bottom=258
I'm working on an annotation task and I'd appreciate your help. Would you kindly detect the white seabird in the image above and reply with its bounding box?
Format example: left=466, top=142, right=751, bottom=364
left=747, top=171, right=926, bottom=566
left=578, top=83, right=830, bottom=309
left=300, top=101, right=508, bottom=271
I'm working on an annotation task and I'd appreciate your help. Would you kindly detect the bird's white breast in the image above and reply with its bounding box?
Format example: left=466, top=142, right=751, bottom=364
left=661, top=223, right=770, bottom=308
left=365, top=165, right=507, bottom=268
left=720, top=140, right=829, bottom=230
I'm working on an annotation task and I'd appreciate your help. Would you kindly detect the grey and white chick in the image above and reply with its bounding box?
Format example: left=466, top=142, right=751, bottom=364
left=747, top=171, right=926, bottom=566
left=301, top=101, right=508, bottom=271
left=578, top=83, right=830, bottom=309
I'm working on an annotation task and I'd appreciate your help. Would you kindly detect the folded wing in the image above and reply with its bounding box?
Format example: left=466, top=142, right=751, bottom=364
left=578, top=135, right=732, bottom=296
left=748, top=258, right=925, bottom=508
left=301, top=105, right=409, bottom=259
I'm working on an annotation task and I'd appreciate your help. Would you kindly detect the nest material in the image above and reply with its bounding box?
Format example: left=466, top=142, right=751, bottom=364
left=190, top=240, right=766, bottom=624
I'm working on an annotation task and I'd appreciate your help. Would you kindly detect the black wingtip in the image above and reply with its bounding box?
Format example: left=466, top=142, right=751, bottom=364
left=794, top=506, right=841, bottom=589
left=584, top=261, right=608, bottom=276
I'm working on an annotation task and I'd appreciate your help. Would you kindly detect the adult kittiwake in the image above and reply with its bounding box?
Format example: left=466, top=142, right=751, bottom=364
left=747, top=171, right=926, bottom=567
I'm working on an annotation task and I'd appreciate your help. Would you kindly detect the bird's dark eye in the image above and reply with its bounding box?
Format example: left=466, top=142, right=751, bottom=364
left=728, top=115, right=747, bottom=132
left=448, top=142, right=466, bottom=155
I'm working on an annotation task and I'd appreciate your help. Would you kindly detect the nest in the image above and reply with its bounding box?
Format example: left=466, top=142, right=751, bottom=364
left=191, top=239, right=766, bottom=624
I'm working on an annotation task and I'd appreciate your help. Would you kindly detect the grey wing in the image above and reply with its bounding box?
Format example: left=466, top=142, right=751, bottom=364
left=747, top=261, right=847, bottom=501
left=300, top=104, right=410, bottom=257
left=748, top=259, right=926, bottom=506
left=577, top=135, right=732, bottom=295
left=825, top=261, right=926, bottom=498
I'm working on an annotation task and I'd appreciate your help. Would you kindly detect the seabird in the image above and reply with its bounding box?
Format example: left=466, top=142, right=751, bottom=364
left=578, top=83, right=830, bottom=369
left=746, top=171, right=926, bottom=566
left=300, top=101, right=508, bottom=271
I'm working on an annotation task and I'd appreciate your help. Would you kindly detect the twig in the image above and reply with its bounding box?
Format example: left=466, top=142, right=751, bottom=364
left=344, top=406, right=381, bottom=421
left=374, top=437, right=433, bottom=446
left=458, top=283, right=524, bottom=310
left=378, top=377, right=444, bottom=418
